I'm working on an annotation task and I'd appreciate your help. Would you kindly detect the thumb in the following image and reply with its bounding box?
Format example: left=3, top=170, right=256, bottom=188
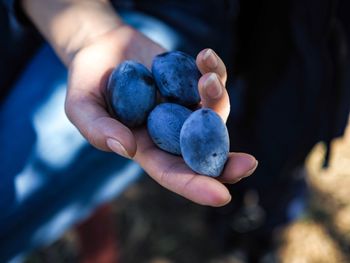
left=65, top=89, right=137, bottom=158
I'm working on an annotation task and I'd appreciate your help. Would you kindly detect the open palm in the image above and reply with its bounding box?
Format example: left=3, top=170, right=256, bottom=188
left=65, top=25, right=257, bottom=207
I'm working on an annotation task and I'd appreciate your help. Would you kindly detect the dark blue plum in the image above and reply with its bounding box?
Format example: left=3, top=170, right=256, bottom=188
left=107, top=60, right=157, bottom=127
left=180, top=108, right=229, bottom=177
left=152, top=51, right=201, bottom=106
left=147, top=103, right=192, bottom=155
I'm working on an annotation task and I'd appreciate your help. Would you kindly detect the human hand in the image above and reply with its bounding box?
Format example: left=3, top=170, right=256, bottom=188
left=65, top=25, right=257, bottom=206
left=23, top=0, right=257, bottom=207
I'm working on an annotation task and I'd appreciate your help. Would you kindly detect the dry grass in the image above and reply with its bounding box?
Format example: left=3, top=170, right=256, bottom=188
left=278, top=119, right=350, bottom=262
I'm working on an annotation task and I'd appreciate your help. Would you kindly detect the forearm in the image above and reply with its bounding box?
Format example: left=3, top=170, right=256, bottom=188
left=22, top=0, right=123, bottom=65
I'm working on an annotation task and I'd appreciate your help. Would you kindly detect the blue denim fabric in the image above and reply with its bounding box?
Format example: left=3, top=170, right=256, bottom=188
left=0, top=43, right=142, bottom=261
left=0, top=11, right=181, bottom=262
left=0, top=1, right=42, bottom=102
left=2, top=0, right=16, bottom=16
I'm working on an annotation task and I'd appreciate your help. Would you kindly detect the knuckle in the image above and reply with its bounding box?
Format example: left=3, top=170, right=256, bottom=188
left=64, top=93, right=77, bottom=122
left=84, top=125, right=98, bottom=147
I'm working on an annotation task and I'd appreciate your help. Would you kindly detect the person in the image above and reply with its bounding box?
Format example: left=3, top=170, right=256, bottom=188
left=1, top=0, right=257, bottom=261
left=22, top=0, right=259, bottom=205
left=1, top=0, right=349, bottom=262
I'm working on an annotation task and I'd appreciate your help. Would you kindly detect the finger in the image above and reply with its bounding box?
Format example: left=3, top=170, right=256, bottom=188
left=218, top=153, right=258, bottom=184
left=198, top=72, right=230, bottom=122
left=196, top=48, right=227, bottom=84
left=65, top=88, right=137, bottom=158
left=133, top=130, right=232, bottom=207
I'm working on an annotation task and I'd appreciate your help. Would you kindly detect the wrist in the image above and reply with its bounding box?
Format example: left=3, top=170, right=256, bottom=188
left=22, top=0, right=123, bottom=65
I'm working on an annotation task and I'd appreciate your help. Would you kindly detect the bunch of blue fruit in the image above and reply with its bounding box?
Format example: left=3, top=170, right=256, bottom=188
left=106, top=51, right=229, bottom=177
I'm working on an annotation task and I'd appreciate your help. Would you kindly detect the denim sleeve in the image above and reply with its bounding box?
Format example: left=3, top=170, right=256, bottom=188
left=2, top=0, right=16, bottom=12
left=2, top=0, right=32, bottom=26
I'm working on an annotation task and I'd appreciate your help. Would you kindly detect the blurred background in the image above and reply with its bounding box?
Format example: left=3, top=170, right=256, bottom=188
left=24, top=119, right=350, bottom=263
left=2, top=1, right=350, bottom=263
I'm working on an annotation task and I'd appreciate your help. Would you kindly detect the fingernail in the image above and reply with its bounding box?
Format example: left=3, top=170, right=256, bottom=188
left=203, top=49, right=218, bottom=69
left=243, top=160, right=258, bottom=178
left=106, top=138, right=130, bottom=159
left=204, top=73, right=222, bottom=99
left=223, top=195, right=232, bottom=205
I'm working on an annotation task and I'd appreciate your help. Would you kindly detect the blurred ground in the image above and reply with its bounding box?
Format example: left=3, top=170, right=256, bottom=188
left=26, top=119, right=350, bottom=263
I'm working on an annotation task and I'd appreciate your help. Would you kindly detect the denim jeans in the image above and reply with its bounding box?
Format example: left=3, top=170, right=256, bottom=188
left=0, top=11, right=181, bottom=262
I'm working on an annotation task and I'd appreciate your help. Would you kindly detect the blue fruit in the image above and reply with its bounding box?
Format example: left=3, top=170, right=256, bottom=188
left=180, top=108, right=229, bottom=177
left=147, top=103, right=192, bottom=155
left=152, top=51, right=201, bottom=106
left=107, top=60, right=157, bottom=127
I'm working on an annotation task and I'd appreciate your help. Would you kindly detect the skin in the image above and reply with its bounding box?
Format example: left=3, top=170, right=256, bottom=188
left=22, top=0, right=258, bottom=207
